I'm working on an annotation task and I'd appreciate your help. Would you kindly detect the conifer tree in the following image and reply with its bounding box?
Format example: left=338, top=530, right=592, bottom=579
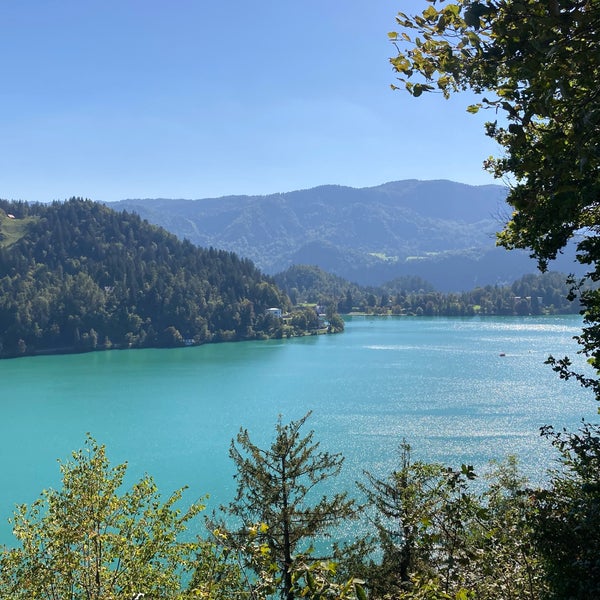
left=218, top=412, right=357, bottom=600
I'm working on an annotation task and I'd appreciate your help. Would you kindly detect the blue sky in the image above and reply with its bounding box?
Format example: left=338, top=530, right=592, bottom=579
left=0, top=1, right=501, bottom=203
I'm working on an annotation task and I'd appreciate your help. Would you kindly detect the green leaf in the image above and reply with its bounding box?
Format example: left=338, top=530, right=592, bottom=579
left=355, top=582, right=368, bottom=600
left=423, top=5, right=438, bottom=21
left=390, top=55, right=411, bottom=73
left=306, top=570, right=317, bottom=591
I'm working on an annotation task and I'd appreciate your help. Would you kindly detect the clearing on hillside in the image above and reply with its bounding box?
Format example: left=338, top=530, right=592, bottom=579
left=0, top=211, right=38, bottom=247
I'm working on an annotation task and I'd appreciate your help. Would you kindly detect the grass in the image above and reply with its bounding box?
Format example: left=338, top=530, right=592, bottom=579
left=0, top=212, right=38, bottom=247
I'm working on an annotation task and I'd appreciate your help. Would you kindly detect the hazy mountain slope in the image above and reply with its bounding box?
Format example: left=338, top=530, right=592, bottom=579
left=110, top=180, right=580, bottom=290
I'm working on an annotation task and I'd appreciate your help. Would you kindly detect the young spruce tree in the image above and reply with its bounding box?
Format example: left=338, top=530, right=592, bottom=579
left=217, top=412, right=358, bottom=600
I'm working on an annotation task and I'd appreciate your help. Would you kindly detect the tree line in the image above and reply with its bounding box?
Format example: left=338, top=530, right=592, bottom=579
left=0, top=413, right=597, bottom=599
left=0, top=195, right=576, bottom=361
left=275, top=264, right=580, bottom=316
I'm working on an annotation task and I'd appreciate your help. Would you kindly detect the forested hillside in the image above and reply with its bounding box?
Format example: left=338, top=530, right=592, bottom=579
left=0, top=199, right=290, bottom=358
left=273, top=264, right=433, bottom=307
left=275, top=264, right=580, bottom=316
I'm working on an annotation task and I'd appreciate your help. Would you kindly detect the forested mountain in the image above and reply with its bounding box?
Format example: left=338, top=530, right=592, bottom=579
left=110, top=180, right=583, bottom=290
left=0, top=199, right=291, bottom=358
left=274, top=264, right=579, bottom=316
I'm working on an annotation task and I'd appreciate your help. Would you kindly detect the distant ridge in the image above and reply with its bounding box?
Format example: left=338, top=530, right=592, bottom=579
left=109, top=180, right=580, bottom=291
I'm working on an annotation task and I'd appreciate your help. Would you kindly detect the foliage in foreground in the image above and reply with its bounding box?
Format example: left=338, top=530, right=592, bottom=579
left=0, top=416, right=599, bottom=599
left=388, top=6, right=600, bottom=595
left=0, top=435, right=204, bottom=599
left=356, top=448, right=544, bottom=600
left=535, top=423, right=600, bottom=599
left=212, top=412, right=358, bottom=600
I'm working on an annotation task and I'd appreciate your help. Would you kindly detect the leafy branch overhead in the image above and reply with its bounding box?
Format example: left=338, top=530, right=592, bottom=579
left=391, top=0, right=600, bottom=262
left=391, top=0, right=600, bottom=388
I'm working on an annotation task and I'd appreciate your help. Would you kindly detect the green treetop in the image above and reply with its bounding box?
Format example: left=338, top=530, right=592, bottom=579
left=390, top=0, right=600, bottom=394
left=215, top=412, right=358, bottom=600
left=0, top=435, right=204, bottom=599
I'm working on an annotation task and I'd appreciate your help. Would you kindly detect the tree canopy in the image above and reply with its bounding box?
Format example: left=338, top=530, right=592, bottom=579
left=390, top=0, right=600, bottom=392
left=0, top=198, right=291, bottom=357
left=0, top=435, right=204, bottom=599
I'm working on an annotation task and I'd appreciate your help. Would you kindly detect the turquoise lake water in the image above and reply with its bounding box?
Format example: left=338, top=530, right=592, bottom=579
left=0, top=315, right=597, bottom=545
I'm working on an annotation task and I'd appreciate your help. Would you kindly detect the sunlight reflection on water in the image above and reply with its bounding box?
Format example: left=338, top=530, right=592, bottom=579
left=0, top=315, right=596, bottom=545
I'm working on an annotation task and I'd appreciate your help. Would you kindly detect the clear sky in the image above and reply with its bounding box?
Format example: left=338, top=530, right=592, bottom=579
left=0, top=1, right=501, bottom=203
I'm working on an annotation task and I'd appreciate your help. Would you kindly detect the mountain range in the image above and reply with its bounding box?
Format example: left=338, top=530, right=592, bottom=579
left=110, top=180, right=581, bottom=291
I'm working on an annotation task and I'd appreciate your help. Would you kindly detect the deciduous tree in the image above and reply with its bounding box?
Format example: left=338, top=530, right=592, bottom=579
left=534, top=423, right=600, bottom=598
left=389, top=0, right=600, bottom=394
left=0, top=435, right=204, bottom=599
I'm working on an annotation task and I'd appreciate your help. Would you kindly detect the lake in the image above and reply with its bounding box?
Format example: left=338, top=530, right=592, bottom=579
left=0, top=314, right=597, bottom=545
